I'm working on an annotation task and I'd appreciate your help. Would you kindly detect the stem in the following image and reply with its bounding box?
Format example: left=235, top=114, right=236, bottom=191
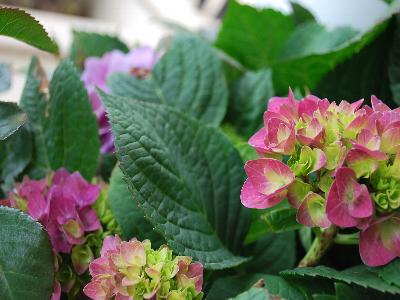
left=298, top=225, right=337, bottom=267
left=334, top=232, right=359, bottom=245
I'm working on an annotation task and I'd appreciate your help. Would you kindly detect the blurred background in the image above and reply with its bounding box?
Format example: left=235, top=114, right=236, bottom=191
left=0, top=0, right=390, bottom=101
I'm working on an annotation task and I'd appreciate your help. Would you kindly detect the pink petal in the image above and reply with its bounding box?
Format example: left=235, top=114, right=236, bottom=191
left=371, top=95, right=390, bottom=112
left=79, top=207, right=101, bottom=232
left=83, top=280, right=109, bottom=300
left=248, top=128, right=268, bottom=153
left=101, top=235, right=122, bottom=257
left=381, top=127, right=400, bottom=154
left=381, top=215, right=400, bottom=256
left=89, top=257, right=112, bottom=277
left=298, top=95, right=320, bottom=118
left=244, top=159, right=294, bottom=196
left=120, top=241, right=146, bottom=266
left=360, top=219, right=397, bottom=266
left=326, top=167, right=373, bottom=227
left=345, top=149, right=379, bottom=178
left=240, top=179, right=286, bottom=209
left=51, top=280, right=61, bottom=300
left=297, top=192, right=331, bottom=228
left=67, top=172, right=100, bottom=207
left=187, top=262, right=204, bottom=292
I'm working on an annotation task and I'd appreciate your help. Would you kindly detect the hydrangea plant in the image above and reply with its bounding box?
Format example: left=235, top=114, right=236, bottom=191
left=84, top=235, right=203, bottom=300
left=241, top=90, right=400, bottom=267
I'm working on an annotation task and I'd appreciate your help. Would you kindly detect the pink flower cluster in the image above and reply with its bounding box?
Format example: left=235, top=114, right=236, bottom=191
left=81, top=47, right=157, bottom=153
left=6, top=169, right=101, bottom=253
left=241, top=90, right=400, bottom=266
left=84, top=236, right=203, bottom=300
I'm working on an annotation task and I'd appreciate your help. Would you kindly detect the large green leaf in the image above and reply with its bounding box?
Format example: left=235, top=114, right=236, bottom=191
left=230, top=288, right=270, bottom=300
left=0, top=125, right=32, bottom=184
left=0, top=101, right=26, bottom=140
left=389, top=17, right=400, bottom=106
left=46, top=59, right=99, bottom=180
left=290, top=2, right=315, bottom=25
left=69, top=31, right=129, bottom=68
left=215, top=0, right=295, bottom=70
left=377, top=259, right=400, bottom=288
left=243, top=232, right=296, bottom=274
left=334, top=282, right=399, bottom=300
left=208, top=273, right=305, bottom=300
left=227, top=69, right=274, bottom=138
left=0, top=7, right=58, bottom=53
left=102, top=93, right=250, bottom=269
left=19, top=56, right=49, bottom=178
left=281, top=265, right=400, bottom=294
left=109, top=166, right=164, bottom=246
left=316, top=20, right=394, bottom=104
left=0, top=207, right=54, bottom=300
left=109, top=34, right=228, bottom=126
left=273, top=19, right=389, bottom=93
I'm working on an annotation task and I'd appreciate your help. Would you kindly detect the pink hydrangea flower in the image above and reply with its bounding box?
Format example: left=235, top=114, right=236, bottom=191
left=81, top=47, right=158, bottom=153
left=6, top=169, right=100, bottom=253
left=242, top=90, right=400, bottom=266
left=84, top=236, right=204, bottom=300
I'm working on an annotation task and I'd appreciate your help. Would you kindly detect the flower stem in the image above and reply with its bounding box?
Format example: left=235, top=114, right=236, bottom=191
left=298, top=225, right=337, bottom=267
left=334, top=232, right=359, bottom=245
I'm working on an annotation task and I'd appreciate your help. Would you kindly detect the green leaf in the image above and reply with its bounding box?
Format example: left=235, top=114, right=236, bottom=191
left=273, top=19, right=389, bottom=93
left=334, top=282, right=399, bottom=300
left=290, top=2, right=315, bottom=25
left=377, top=259, right=400, bottom=288
left=389, top=17, right=400, bottom=106
left=46, top=59, right=99, bottom=180
left=227, top=69, right=274, bottom=137
left=0, top=125, right=32, bottom=183
left=19, top=56, right=49, bottom=178
left=0, top=7, right=58, bottom=53
left=317, top=20, right=394, bottom=104
left=0, top=101, right=27, bottom=140
left=0, top=207, right=54, bottom=300
left=263, top=207, right=302, bottom=233
left=281, top=265, right=400, bottom=294
left=102, top=93, right=250, bottom=270
left=0, top=64, right=11, bottom=92
left=69, top=31, right=129, bottom=68
left=208, top=273, right=305, bottom=300
left=109, top=166, right=164, bottom=246
left=109, top=34, right=228, bottom=126
left=215, top=0, right=295, bottom=69
left=243, top=232, right=296, bottom=274
left=230, top=288, right=270, bottom=300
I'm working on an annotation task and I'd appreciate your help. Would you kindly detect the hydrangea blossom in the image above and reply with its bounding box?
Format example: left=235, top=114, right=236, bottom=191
left=81, top=47, right=157, bottom=153
left=4, top=169, right=101, bottom=299
left=241, top=90, right=400, bottom=266
left=8, top=169, right=101, bottom=253
left=84, top=235, right=203, bottom=300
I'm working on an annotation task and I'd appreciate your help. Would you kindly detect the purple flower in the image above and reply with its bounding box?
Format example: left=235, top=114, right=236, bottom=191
left=81, top=47, right=158, bottom=153
left=6, top=169, right=101, bottom=254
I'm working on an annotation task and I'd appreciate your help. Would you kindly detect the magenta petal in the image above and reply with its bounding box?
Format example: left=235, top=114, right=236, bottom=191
left=248, top=128, right=268, bottom=153
left=79, top=207, right=101, bottom=232
left=27, top=192, right=48, bottom=221
left=89, top=257, right=112, bottom=277
left=67, top=172, right=100, bottom=207
left=83, top=279, right=109, bottom=300
left=360, top=221, right=397, bottom=266
left=348, top=185, right=373, bottom=218
left=244, top=159, right=294, bottom=196
left=187, top=262, right=204, bottom=292
left=240, top=179, right=286, bottom=209
left=51, top=280, right=61, bottom=300
left=326, top=167, right=373, bottom=227
left=297, top=192, right=331, bottom=228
